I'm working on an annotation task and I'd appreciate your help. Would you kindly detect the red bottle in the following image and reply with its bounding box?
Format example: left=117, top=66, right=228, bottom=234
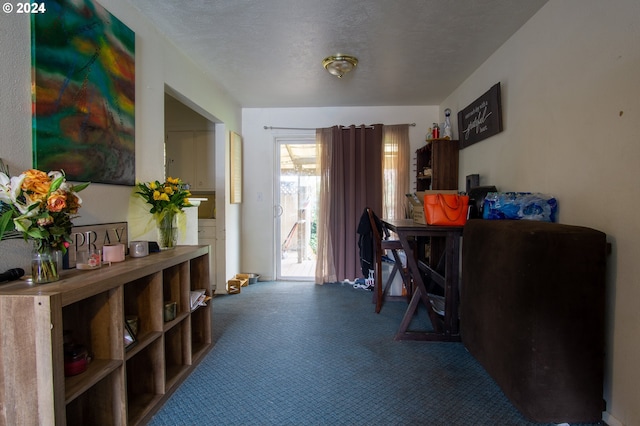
left=432, top=123, right=440, bottom=139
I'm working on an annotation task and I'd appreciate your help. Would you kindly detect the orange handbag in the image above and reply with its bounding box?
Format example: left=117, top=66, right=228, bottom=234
left=423, top=194, right=470, bottom=226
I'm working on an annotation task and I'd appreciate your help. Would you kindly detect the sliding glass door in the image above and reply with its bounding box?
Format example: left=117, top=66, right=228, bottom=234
left=276, top=138, right=318, bottom=280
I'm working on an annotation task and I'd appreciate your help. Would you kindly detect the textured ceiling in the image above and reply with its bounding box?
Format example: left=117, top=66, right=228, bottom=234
left=128, top=0, right=548, bottom=108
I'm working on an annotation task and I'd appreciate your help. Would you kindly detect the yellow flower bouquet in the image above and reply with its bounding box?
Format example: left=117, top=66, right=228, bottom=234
left=135, top=177, right=192, bottom=249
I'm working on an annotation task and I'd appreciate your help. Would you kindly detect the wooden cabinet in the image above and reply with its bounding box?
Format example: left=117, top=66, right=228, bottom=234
left=415, top=139, right=459, bottom=191
left=166, top=131, right=215, bottom=191
left=0, top=246, right=212, bottom=425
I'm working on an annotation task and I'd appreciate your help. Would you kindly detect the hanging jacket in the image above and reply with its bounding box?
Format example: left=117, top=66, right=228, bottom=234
left=356, top=208, right=383, bottom=278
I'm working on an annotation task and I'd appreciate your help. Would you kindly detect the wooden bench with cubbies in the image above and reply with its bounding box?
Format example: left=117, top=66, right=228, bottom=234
left=0, top=245, right=212, bottom=425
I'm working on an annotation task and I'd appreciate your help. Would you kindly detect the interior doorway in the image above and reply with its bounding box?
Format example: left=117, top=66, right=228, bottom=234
left=164, top=90, right=223, bottom=292
left=276, top=138, right=318, bottom=280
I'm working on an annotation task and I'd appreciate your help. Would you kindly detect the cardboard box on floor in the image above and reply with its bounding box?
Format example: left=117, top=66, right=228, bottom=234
left=406, top=190, right=458, bottom=224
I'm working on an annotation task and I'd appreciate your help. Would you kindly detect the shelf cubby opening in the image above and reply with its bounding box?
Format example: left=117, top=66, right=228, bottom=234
left=65, top=359, right=123, bottom=405
left=123, top=271, right=163, bottom=345
left=65, top=365, right=125, bottom=426
left=164, top=319, right=191, bottom=389
left=126, top=338, right=165, bottom=425
left=191, top=303, right=212, bottom=360
left=189, top=254, right=210, bottom=292
left=163, top=262, right=190, bottom=319
left=62, top=287, right=122, bottom=394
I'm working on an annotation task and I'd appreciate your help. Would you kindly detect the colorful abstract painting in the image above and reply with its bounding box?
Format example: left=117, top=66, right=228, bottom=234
left=31, top=0, right=135, bottom=185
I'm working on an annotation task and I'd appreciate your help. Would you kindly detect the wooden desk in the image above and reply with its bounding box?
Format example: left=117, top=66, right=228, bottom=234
left=382, top=219, right=463, bottom=341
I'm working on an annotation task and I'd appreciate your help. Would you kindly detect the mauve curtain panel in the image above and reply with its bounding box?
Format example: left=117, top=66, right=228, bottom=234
left=315, top=125, right=383, bottom=283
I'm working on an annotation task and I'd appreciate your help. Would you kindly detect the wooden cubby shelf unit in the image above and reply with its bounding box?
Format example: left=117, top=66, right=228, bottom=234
left=0, top=245, right=212, bottom=426
left=415, top=139, right=459, bottom=192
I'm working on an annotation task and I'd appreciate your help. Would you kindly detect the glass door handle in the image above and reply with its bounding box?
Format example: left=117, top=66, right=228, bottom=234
left=274, top=204, right=283, bottom=218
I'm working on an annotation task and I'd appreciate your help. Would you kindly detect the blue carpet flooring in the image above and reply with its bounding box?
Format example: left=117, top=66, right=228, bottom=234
left=148, top=281, right=603, bottom=426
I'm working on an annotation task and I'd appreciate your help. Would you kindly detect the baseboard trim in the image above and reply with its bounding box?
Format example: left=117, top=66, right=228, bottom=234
left=603, top=411, right=623, bottom=426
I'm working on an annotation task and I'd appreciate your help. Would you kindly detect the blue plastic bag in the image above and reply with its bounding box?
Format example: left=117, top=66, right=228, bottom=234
left=483, top=192, right=558, bottom=222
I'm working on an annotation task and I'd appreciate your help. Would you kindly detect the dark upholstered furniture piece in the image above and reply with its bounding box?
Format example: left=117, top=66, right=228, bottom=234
left=461, top=219, right=607, bottom=423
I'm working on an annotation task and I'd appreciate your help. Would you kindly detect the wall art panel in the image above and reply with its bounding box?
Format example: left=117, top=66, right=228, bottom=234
left=31, top=0, right=135, bottom=185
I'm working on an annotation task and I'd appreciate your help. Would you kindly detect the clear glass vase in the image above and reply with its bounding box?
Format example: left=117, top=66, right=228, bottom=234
left=31, top=244, right=60, bottom=284
left=156, top=210, right=178, bottom=250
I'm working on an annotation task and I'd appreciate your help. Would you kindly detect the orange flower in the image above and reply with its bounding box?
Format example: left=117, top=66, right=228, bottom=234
left=22, top=169, right=51, bottom=201
left=0, top=168, right=89, bottom=254
left=47, top=189, right=68, bottom=212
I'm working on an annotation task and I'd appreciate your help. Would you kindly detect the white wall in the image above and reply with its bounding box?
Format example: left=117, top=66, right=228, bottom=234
left=241, top=106, right=438, bottom=280
left=0, top=0, right=241, bottom=288
left=0, top=11, right=37, bottom=265
left=441, top=1, right=640, bottom=425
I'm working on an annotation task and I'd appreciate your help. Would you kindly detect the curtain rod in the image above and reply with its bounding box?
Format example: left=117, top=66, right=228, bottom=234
left=264, top=123, right=416, bottom=131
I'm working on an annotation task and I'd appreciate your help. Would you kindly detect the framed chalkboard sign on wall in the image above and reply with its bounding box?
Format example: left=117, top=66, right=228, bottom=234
left=458, top=83, right=503, bottom=149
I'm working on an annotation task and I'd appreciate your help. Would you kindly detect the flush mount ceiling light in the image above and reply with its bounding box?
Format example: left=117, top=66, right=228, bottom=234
left=322, top=54, right=358, bottom=78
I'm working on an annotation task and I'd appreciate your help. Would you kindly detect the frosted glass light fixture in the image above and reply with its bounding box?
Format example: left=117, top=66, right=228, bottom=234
left=322, top=54, right=358, bottom=78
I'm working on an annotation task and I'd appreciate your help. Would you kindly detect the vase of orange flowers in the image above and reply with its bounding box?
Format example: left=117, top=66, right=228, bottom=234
left=135, top=177, right=192, bottom=250
left=0, top=169, right=90, bottom=283
left=31, top=244, right=61, bottom=283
